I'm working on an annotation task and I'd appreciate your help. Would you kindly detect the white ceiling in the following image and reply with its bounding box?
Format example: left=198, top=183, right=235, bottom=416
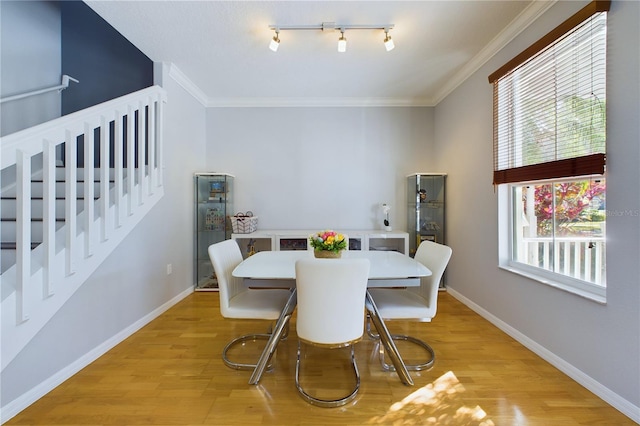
left=85, top=0, right=553, bottom=107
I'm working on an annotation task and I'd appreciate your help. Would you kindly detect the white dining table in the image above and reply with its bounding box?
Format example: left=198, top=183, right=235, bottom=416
left=232, top=250, right=431, bottom=386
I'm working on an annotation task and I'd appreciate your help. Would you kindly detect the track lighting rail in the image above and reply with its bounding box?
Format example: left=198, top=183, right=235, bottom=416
left=268, top=22, right=395, bottom=52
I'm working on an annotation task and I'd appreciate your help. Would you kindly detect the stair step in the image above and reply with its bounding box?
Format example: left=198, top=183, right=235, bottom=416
left=1, top=218, right=65, bottom=242
left=1, top=180, right=113, bottom=198
left=1, top=248, right=16, bottom=274
left=1, top=242, right=41, bottom=249
left=0, top=197, right=98, bottom=220
left=31, top=167, right=125, bottom=181
left=1, top=242, right=42, bottom=274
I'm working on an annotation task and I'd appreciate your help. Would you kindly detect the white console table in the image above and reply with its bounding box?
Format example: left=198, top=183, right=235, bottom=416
left=231, top=229, right=409, bottom=259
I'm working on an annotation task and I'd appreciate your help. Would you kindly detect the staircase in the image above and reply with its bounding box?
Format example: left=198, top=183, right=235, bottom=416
left=1, top=168, right=99, bottom=274
left=0, top=86, right=167, bottom=371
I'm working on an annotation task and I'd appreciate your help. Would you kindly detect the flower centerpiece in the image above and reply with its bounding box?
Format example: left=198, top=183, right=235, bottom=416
left=309, top=230, right=347, bottom=258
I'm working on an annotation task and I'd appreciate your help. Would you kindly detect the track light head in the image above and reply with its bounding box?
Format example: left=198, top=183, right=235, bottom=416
left=384, top=30, right=395, bottom=51
left=337, top=30, right=347, bottom=53
left=269, top=30, right=280, bottom=52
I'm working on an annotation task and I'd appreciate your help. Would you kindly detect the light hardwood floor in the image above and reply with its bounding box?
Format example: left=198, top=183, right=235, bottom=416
left=6, top=291, right=634, bottom=425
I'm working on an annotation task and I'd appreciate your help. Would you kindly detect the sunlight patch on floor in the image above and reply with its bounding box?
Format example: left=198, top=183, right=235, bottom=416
left=367, top=371, right=495, bottom=425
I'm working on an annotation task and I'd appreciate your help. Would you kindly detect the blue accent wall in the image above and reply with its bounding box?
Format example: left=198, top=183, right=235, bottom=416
left=61, top=0, right=153, bottom=115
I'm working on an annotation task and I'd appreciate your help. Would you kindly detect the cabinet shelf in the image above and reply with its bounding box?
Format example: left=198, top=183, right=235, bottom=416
left=232, top=230, right=409, bottom=259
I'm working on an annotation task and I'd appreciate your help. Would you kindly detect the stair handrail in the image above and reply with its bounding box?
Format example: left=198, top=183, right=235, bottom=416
left=1, top=85, right=165, bottom=169
left=0, top=74, right=79, bottom=104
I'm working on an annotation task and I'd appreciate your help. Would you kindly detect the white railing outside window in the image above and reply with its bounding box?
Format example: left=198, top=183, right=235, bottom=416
left=518, top=237, right=605, bottom=286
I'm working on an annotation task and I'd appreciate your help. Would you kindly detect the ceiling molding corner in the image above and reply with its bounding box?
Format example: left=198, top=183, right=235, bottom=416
left=432, top=0, right=557, bottom=105
left=167, top=63, right=209, bottom=107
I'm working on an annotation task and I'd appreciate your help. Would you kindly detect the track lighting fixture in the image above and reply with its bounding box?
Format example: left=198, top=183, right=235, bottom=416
left=269, top=29, right=280, bottom=52
left=337, top=30, right=347, bottom=53
left=268, top=23, right=395, bottom=52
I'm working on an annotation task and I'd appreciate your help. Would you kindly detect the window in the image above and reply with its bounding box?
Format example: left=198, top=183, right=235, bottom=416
left=489, top=1, right=609, bottom=301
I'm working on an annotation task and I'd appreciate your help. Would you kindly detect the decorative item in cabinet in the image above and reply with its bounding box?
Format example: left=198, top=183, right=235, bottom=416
left=349, top=238, right=362, bottom=251
left=407, top=173, right=446, bottom=285
left=279, top=238, right=308, bottom=251
left=194, top=173, right=234, bottom=290
left=232, top=232, right=274, bottom=259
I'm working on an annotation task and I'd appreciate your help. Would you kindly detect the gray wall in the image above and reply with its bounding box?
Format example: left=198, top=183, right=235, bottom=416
left=206, top=107, right=435, bottom=232
left=435, top=0, right=639, bottom=410
left=0, top=0, right=61, bottom=136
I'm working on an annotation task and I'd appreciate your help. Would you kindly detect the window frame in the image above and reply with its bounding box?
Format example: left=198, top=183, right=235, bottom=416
left=497, top=183, right=606, bottom=304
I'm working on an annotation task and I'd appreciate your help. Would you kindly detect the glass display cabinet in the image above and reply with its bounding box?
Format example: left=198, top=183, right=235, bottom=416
left=407, top=173, right=446, bottom=258
left=194, top=173, right=234, bottom=290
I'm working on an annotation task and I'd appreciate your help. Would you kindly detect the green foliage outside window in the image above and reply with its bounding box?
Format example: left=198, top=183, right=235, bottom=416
left=521, top=95, right=606, bottom=166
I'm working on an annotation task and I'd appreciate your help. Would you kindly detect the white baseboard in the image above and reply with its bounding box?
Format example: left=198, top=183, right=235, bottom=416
left=446, top=287, right=640, bottom=424
left=1, top=287, right=193, bottom=423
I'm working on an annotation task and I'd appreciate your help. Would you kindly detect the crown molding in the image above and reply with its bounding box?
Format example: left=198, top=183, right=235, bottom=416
left=165, top=63, right=434, bottom=107
left=205, top=97, right=436, bottom=108
left=432, top=0, right=557, bottom=105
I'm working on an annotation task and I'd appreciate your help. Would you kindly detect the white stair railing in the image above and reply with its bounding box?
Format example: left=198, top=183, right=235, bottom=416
left=1, top=85, right=166, bottom=370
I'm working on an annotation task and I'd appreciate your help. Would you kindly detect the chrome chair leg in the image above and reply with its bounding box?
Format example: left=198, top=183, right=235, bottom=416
left=222, top=320, right=289, bottom=371
left=249, top=289, right=297, bottom=385
left=222, top=333, right=276, bottom=371
left=366, top=313, right=379, bottom=338
left=366, top=315, right=435, bottom=371
left=295, top=341, right=360, bottom=408
left=378, top=335, right=435, bottom=371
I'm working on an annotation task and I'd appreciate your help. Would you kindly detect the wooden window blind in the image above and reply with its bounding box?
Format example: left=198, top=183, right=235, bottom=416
left=490, top=0, right=609, bottom=185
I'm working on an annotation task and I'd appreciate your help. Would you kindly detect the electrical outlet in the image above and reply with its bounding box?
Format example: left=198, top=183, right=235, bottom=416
left=166, top=264, right=172, bottom=275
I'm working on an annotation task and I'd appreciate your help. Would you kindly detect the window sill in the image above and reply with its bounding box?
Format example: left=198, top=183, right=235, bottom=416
left=499, top=263, right=606, bottom=305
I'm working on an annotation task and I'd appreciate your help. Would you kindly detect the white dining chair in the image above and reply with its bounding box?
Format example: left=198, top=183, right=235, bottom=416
left=294, top=258, right=370, bottom=407
left=367, top=240, right=452, bottom=371
left=208, top=239, right=292, bottom=370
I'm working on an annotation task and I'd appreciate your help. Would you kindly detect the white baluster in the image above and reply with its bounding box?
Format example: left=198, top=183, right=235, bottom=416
left=43, top=140, right=56, bottom=297
left=543, top=241, right=550, bottom=270
left=156, top=96, right=165, bottom=187
left=65, top=129, right=77, bottom=276
left=137, top=101, right=146, bottom=205
left=148, top=98, right=156, bottom=195
left=114, top=110, right=123, bottom=228
left=594, top=242, right=603, bottom=285
left=84, top=122, right=94, bottom=258
left=127, top=105, right=135, bottom=216
left=573, top=241, right=581, bottom=280
left=584, top=242, right=592, bottom=282
left=16, top=149, right=31, bottom=322
left=100, top=115, right=111, bottom=241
